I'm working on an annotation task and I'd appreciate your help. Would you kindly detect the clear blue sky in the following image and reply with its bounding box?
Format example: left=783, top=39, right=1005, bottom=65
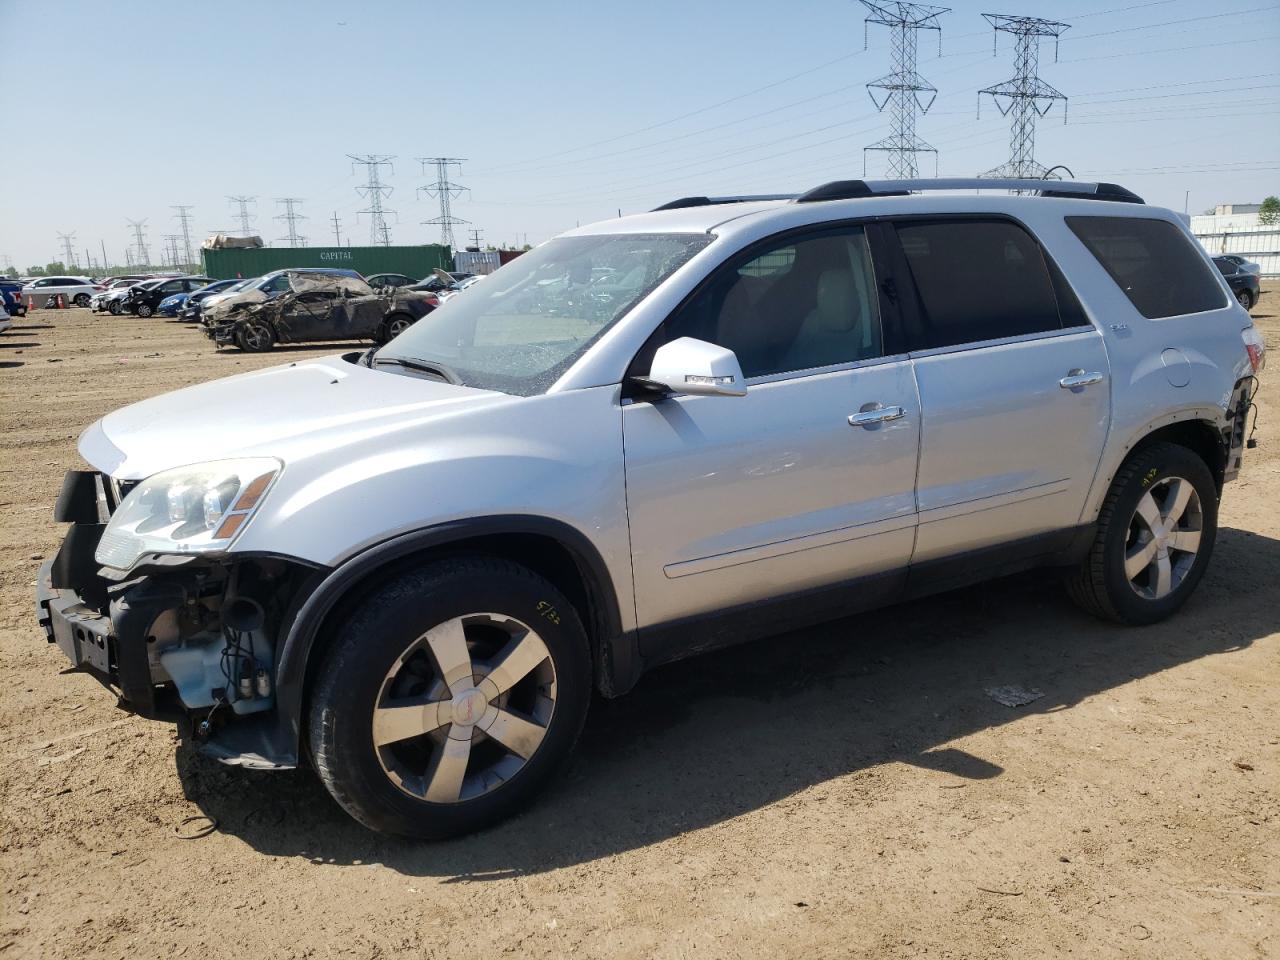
left=2, top=0, right=1277, bottom=271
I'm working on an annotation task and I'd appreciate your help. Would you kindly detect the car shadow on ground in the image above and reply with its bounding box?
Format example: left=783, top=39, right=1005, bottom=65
left=177, top=526, right=1280, bottom=878
left=0, top=361, right=25, bottom=369
left=0, top=342, right=41, bottom=349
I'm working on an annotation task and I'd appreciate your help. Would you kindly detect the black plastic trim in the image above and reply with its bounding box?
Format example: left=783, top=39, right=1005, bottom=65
left=796, top=180, right=907, bottom=203
left=651, top=194, right=795, bottom=211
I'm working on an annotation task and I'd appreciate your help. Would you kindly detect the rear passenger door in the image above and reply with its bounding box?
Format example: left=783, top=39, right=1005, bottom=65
left=888, top=217, right=1111, bottom=571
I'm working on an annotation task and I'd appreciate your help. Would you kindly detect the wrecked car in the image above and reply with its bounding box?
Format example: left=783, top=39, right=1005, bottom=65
left=203, top=271, right=435, bottom=352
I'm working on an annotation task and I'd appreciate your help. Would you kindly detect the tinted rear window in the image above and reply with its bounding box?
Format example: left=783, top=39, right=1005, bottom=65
left=896, top=219, right=1065, bottom=349
left=1067, top=216, right=1225, bottom=319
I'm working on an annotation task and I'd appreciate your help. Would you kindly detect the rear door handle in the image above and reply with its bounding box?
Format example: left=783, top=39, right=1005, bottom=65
left=848, top=404, right=905, bottom=427
left=1059, top=369, right=1105, bottom=389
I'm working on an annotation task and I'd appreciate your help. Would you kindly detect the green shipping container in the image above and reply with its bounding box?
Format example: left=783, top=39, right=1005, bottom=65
left=201, top=244, right=452, bottom=281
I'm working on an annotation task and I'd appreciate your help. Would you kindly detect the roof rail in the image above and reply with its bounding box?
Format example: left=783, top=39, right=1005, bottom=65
left=796, top=177, right=1143, bottom=204
left=651, top=194, right=795, bottom=211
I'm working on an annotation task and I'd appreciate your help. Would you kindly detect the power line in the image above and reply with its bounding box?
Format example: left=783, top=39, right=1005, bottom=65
left=859, top=2, right=951, bottom=179
left=171, top=205, right=196, bottom=265
left=467, top=227, right=485, bottom=250
left=226, top=196, right=257, bottom=237
left=330, top=210, right=343, bottom=246
left=348, top=155, right=396, bottom=246
left=274, top=197, right=308, bottom=248
left=418, top=157, right=470, bottom=250
left=977, top=14, right=1071, bottom=180
left=161, top=234, right=183, bottom=269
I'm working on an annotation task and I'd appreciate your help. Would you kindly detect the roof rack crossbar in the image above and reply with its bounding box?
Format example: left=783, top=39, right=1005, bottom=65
left=651, top=194, right=795, bottom=211
left=796, top=178, right=1143, bottom=204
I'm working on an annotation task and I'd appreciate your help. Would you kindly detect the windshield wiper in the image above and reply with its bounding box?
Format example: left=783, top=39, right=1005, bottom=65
left=372, top=355, right=462, bottom=385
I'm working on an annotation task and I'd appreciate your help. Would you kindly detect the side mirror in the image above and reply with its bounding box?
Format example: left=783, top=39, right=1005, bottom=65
left=641, top=337, right=747, bottom=398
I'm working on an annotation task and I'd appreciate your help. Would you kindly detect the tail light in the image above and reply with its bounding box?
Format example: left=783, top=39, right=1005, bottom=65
left=1242, top=326, right=1266, bottom=373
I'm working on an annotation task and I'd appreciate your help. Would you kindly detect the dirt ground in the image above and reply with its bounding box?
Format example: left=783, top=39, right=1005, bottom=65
left=1, top=295, right=1277, bottom=960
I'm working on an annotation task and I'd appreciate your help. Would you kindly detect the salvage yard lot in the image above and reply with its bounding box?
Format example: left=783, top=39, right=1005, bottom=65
left=1, top=302, right=1277, bottom=959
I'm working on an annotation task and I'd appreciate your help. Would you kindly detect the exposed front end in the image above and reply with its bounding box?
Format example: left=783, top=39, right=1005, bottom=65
left=36, top=469, right=315, bottom=769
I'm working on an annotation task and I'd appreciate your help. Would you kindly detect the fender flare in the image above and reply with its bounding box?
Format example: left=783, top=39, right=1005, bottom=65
left=271, top=515, right=631, bottom=758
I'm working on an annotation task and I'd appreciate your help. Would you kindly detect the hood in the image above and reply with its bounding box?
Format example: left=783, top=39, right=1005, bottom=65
left=79, top=355, right=510, bottom=480
left=204, top=288, right=268, bottom=323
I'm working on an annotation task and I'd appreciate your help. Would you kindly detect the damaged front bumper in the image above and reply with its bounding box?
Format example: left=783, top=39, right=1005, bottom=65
left=35, top=470, right=308, bottom=770
left=203, top=321, right=237, bottom=345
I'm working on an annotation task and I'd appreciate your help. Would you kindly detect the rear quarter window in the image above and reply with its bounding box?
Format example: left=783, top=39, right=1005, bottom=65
left=1066, top=216, right=1225, bottom=319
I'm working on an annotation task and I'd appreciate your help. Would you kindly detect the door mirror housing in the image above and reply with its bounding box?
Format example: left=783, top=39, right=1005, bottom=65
left=639, top=337, right=747, bottom=398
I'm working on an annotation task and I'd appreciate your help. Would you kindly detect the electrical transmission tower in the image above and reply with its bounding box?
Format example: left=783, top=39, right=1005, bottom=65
left=467, top=227, right=485, bottom=250
left=126, top=219, right=151, bottom=268
left=348, top=155, right=396, bottom=246
left=171, top=205, right=196, bottom=266
left=418, top=157, right=470, bottom=250
left=977, top=14, right=1070, bottom=179
left=227, top=196, right=258, bottom=237
left=274, top=198, right=308, bottom=248
left=57, top=232, right=78, bottom=268
left=859, top=1, right=950, bottom=179
left=330, top=211, right=343, bottom=246
left=162, top=234, right=183, bottom=268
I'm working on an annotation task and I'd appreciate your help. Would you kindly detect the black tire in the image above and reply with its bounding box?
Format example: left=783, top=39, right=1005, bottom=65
left=1237, top=289, right=1255, bottom=311
left=136, top=302, right=154, bottom=318
left=308, top=557, right=591, bottom=839
left=108, top=300, right=122, bottom=316
left=73, top=293, right=91, bottom=308
left=234, top=321, right=275, bottom=352
left=378, top=312, right=416, bottom=344
left=1066, top=441, right=1218, bottom=625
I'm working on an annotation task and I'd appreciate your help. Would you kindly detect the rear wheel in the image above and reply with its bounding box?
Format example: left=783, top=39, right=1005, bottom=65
left=1067, top=442, right=1217, bottom=624
left=73, top=293, right=91, bottom=308
left=380, top=312, right=416, bottom=343
left=136, top=302, right=154, bottom=318
left=1237, top=288, right=1255, bottom=311
left=235, top=321, right=275, bottom=352
left=308, top=558, right=591, bottom=839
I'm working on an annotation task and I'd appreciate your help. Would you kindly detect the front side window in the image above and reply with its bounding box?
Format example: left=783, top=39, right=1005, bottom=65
left=656, top=227, right=883, bottom=379
left=378, top=233, right=712, bottom=395
left=1067, top=216, right=1225, bottom=319
left=896, top=219, right=1063, bottom=350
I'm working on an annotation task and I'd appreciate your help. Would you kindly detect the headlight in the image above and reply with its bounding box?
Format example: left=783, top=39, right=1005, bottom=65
left=95, top=458, right=281, bottom=569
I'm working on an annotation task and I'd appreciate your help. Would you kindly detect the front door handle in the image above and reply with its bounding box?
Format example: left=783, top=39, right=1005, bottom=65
left=848, top=404, right=905, bottom=428
left=1059, top=369, right=1105, bottom=389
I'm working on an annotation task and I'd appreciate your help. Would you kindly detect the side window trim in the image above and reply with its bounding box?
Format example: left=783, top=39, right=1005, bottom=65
left=623, top=217, right=905, bottom=396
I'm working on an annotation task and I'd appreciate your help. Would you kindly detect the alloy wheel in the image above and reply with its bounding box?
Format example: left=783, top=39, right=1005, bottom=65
left=1237, top=290, right=1252, bottom=310
left=1124, top=475, right=1202, bottom=600
left=386, top=316, right=413, bottom=338
left=371, top=613, right=557, bottom=803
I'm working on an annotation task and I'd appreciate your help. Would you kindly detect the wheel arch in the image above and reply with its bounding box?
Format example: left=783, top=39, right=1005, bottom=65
left=1085, top=409, right=1231, bottom=524
left=273, top=515, right=634, bottom=762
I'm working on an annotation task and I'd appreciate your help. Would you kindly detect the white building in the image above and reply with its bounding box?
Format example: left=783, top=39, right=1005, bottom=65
left=1190, top=202, right=1278, bottom=277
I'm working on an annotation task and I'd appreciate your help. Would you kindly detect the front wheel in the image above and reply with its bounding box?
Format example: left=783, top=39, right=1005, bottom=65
left=108, top=300, right=123, bottom=316
left=73, top=293, right=91, bottom=308
left=235, top=321, right=275, bottom=352
left=308, top=558, right=591, bottom=839
left=1066, top=442, right=1218, bottom=625
left=1237, top=289, right=1255, bottom=311
left=136, top=302, right=154, bottom=318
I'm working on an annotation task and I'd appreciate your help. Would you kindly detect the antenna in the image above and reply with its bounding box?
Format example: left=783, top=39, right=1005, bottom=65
left=226, top=196, right=257, bottom=237
left=348, top=154, right=397, bottom=246
left=978, top=14, right=1070, bottom=180
left=859, top=1, right=950, bottom=179
left=274, top=197, right=308, bottom=248
left=418, top=157, right=470, bottom=250
left=57, top=232, right=78, bottom=268
left=171, top=205, right=196, bottom=266
left=126, top=219, right=151, bottom=268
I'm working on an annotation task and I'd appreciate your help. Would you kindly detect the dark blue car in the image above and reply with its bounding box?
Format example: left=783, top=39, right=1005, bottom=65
left=0, top=280, right=28, bottom=317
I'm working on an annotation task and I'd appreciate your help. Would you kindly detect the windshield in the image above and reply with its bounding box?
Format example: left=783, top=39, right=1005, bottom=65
left=377, top=233, right=711, bottom=395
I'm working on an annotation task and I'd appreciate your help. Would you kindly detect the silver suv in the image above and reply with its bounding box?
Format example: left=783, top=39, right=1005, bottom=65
left=37, top=178, right=1265, bottom=839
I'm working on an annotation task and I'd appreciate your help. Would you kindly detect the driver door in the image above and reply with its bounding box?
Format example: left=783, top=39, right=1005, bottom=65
left=621, top=224, right=920, bottom=656
left=277, top=291, right=340, bottom=341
